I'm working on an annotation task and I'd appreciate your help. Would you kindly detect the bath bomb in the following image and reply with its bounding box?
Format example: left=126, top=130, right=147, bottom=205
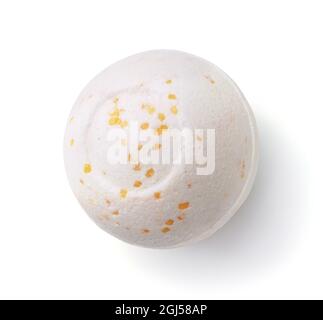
left=64, top=50, right=258, bottom=248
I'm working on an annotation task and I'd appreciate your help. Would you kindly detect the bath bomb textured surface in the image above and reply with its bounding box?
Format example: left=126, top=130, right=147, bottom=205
left=64, top=50, right=258, bottom=248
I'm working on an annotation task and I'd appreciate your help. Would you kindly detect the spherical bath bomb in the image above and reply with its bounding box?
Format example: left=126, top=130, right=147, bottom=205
left=64, top=50, right=258, bottom=248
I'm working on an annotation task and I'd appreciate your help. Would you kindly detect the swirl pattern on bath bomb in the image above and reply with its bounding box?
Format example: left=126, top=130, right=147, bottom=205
left=64, top=50, right=258, bottom=248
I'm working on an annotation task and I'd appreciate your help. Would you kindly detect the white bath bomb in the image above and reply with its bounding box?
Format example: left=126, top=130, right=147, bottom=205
left=64, top=50, right=258, bottom=248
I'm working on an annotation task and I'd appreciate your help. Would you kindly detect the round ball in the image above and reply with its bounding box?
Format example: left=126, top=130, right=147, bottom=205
left=64, top=50, right=258, bottom=248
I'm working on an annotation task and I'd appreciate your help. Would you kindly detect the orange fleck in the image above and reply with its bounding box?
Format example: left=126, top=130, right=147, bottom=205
left=145, top=168, right=155, bottom=178
left=165, top=79, right=172, bottom=84
left=177, top=214, right=185, bottom=221
left=138, top=143, right=143, bottom=151
left=140, top=122, right=149, bottom=130
left=205, top=75, right=215, bottom=84
left=133, top=163, right=141, bottom=171
left=161, top=227, right=171, bottom=233
left=83, top=163, right=92, bottom=174
left=170, top=105, right=178, bottom=115
left=178, top=202, right=189, bottom=210
left=142, top=229, right=150, bottom=234
left=112, top=210, right=119, bottom=216
left=154, top=192, right=161, bottom=199
left=120, top=189, right=128, bottom=199
left=134, top=180, right=142, bottom=188
left=165, top=219, right=174, bottom=226
left=155, top=128, right=162, bottom=136
left=196, top=135, right=203, bottom=141
left=168, top=93, right=177, bottom=100
left=158, top=113, right=166, bottom=121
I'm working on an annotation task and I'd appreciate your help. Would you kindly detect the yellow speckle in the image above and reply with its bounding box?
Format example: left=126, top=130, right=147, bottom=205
left=110, top=107, right=125, bottom=117
left=145, top=168, right=155, bottom=178
left=134, top=180, right=142, bottom=188
left=109, top=117, right=122, bottom=126
left=83, top=163, right=92, bottom=174
left=178, top=202, right=189, bottom=210
left=142, top=103, right=156, bottom=115
left=165, top=79, right=172, bottom=84
left=128, top=153, right=131, bottom=162
left=148, top=107, right=156, bottom=114
left=138, top=143, right=143, bottom=151
left=156, top=128, right=162, bottom=135
left=168, top=93, right=177, bottom=100
left=120, top=189, right=128, bottom=199
left=109, top=109, right=120, bottom=117
left=161, top=124, right=168, bottom=130
left=133, top=163, right=141, bottom=171
left=109, top=106, right=126, bottom=127
left=142, top=228, right=150, bottom=234
left=165, top=219, right=174, bottom=226
left=158, top=113, right=166, bottom=121
left=112, top=210, right=119, bottom=216
left=170, top=105, right=178, bottom=115
left=154, top=143, right=162, bottom=150
left=155, top=124, right=168, bottom=136
left=161, top=227, right=171, bottom=233
left=120, top=120, right=128, bottom=128
left=113, top=97, right=119, bottom=104
left=154, top=192, right=161, bottom=199
left=70, top=139, right=75, bottom=146
left=140, top=122, right=150, bottom=130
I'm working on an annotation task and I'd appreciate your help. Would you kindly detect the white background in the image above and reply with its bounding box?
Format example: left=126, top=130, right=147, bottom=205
left=0, top=0, right=321, bottom=300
